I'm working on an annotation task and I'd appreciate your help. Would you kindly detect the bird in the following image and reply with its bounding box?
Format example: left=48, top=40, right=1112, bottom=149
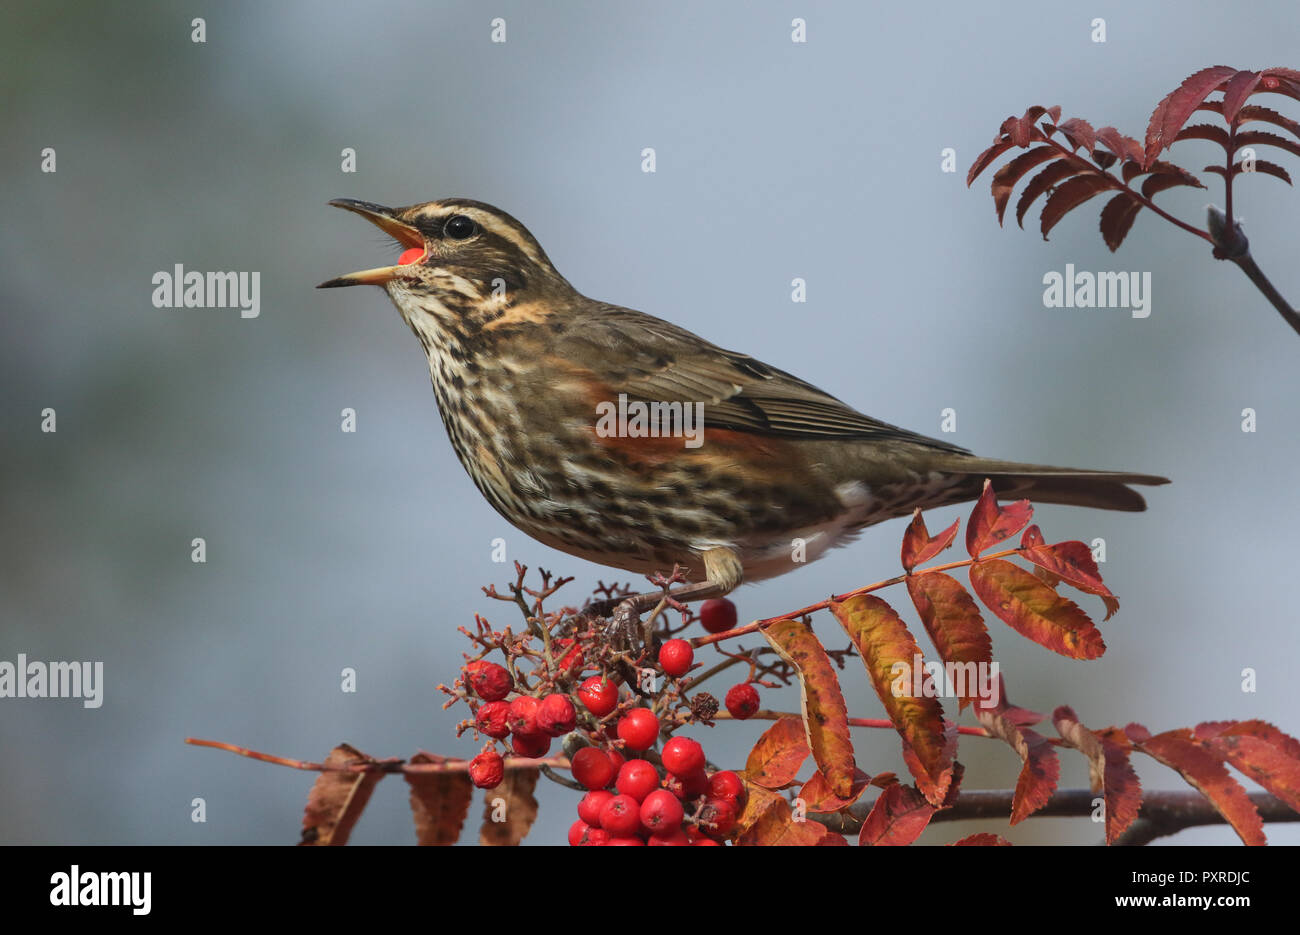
left=318, top=197, right=1167, bottom=610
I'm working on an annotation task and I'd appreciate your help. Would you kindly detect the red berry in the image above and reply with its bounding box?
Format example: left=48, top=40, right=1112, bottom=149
left=554, top=638, right=586, bottom=677
left=599, top=794, right=642, bottom=837
left=616, top=759, right=660, bottom=801
left=507, top=695, right=541, bottom=735
left=606, top=835, right=646, bottom=845
left=571, top=747, right=616, bottom=790
left=707, top=770, right=745, bottom=802
left=465, top=661, right=512, bottom=702
left=700, top=795, right=739, bottom=836
left=606, top=749, right=626, bottom=774
left=568, top=819, right=593, bottom=846
left=661, top=736, right=706, bottom=776
left=699, top=598, right=737, bottom=634
left=468, top=750, right=504, bottom=789
left=647, top=827, right=691, bottom=846
left=577, top=676, right=619, bottom=717
left=639, top=789, right=685, bottom=833
left=397, top=247, right=425, bottom=265
left=475, top=700, right=511, bottom=739
left=510, top=732, right=550, bottom=758
left=664, top=766, right=710, bottom=801
left=617, top=708, right=660, bottom=750
left=725, top=683, right=761, bottom=719
left=537, top=693, right=577, bottom=737
left=658, top=639, right=694, bottom=678
left=577, top=789, right=614, bottom=826
left=582, top=827, right=610, bottom=846
left=693, top=837, right=723, bottom=846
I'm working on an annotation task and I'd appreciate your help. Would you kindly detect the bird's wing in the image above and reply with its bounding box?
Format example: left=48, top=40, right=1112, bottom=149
left=554, top=303, right=970, bottom=453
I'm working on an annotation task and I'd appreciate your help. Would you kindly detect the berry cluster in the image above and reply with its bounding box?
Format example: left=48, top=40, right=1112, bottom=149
left=445, top=582, right=759, bottom=844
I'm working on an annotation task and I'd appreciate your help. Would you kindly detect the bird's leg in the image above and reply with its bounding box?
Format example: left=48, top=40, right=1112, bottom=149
left=594, top=547, right=744, bottom=633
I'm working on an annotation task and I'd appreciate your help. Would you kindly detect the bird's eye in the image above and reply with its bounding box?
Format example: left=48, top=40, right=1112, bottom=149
left=444, top=215, right=478, bottom=240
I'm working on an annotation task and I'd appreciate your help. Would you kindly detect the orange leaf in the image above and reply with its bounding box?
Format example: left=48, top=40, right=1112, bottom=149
left=969, top=559, right=1106, bottom=659
left=763, top=619, right=857, bottom=798
left=900, top=510, right=960, bottom=572
left=950, top=832, right=1012, bottom=846
left=299, top=744, right=384, bottom=846
left=1128, top=725, right=1265, bottom=846
left=965, top=480, right=1033, bottom=558
left=903, top=727, right=964, bottom=808
left=1053, top=707, right=1142, bottom=845
left=478, top=767, right=539, bottom=846
left=1194, top=720, right=1300, bottom=812
left=745, top=716, right=810, bottom=789
left=405, top=753, right=474, bottom=846
left=905, top=572, right=992, bottom=710
left=798, top=767, right=873, bottom=813
left=831, top=595, right=950, bottom=784
left=859, top=783, right=935, bottom=845
left=976, top=706, right=1060, bottom=824
left=735, top=789, right=845, bottom=846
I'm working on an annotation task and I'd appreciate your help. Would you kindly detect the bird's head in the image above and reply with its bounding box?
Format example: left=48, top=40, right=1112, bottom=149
left=318, top=198, right=572, bottom=331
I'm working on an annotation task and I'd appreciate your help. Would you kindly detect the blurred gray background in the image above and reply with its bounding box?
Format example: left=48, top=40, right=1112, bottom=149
left=2, top=0, right=1297, bottom=846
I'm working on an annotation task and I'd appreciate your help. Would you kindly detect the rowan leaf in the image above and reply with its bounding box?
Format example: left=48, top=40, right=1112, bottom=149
left=970, top=558, right=1106, bottom=659
left=1236, top=104, right=1300, bottom=143
left=478, top=767, right=539, bottom=845
left=1194, top=720, right=1300, bottom=812
left=1145, top=66, right=1239, bottom=165
left=1234, top=129, right=1300, bottom=159
left=1220, top=70, right=1262, bottom=125
left=975, top=705, right=1060, bottom=824
left=1041, top=175, right=1115, bottom=240
left=1053, top=707, right=1141, bottom=845
left=859, top=783, right=935, bottom=845
left=745, top=715, right=810, bottom=789
left=831, top=595, right=950, bottom=784
left=1099, top=192, right=1143, bottom=251
left=950, top=832, right=1012, bottom=846
left=903, top=722, right=964, bottom=807
left=1017, top=534, right=1119, bottom=619
left=1056, top=118, right=1096, bottom=153
left=1096, top=126, right=1144, bottom=163
left=1174, top=122, right=1232, bottom=149
left=763, top=619, right=856, bottom=798
left=1017, top=159, right=1085, bottom=228
left=798, top=767, right=873, bottom=813
left=992, top=146, right=1062, bottom=224
left=1204, top=161, right=1293, bottom=185
left=905, top=572, right=992, bottom=710
left=405, top=753, right=474, bottom=846
left=299, top=744, right=384, bottom=846
left=965, top=480, right=1033, bottom=558
left=900, top=509, right=960, bottom=572
left=1127, top=724, right=1265, bottom=846
left=736, top=787, right=846, bottom=846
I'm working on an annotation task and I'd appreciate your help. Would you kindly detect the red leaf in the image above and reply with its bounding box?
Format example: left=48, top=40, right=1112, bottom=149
left=900, top=510, right=959, bottom=572
left=1235, top=129, right=1300, bottom=160
left=1145, top=66, right=1239, bottom=166
left=1099, top=192, right=1143, bottom=251
left=1095, top=127, right=1144, bottom=164
left=976, top=705, right=1060, bottom=824
left=300, top=744, right=384, bottom=846
left=1174, top=122, right=1232, bottom=149
left=992, top=146, right=1062, bottom=224
left=1127, top=725, right=1266, bottom=846
left=905, top=572, right=992, bottom=711
left=969, top=559, right=1106, bottom=659
left=735, top=787, right=846, bottom=846
left=949, top=832, right=1012, bottom=846
left=1194, top=720, right=1300, bottom=812
left=405, top=753, right=474, bottom=846
left=1017, top=538, right=1119, bottom=619
left=1016, top=159, right=1086, bottom=229
left=1140, top=161, right=1207, bottom=199
left=798, top=767, right=873, bottom=813
left=745, top=716, right=810, bottom=789
left=1056, top=118, right=1096, bottom=153
left=1237, top=105, right=1300, bottom=143
left=965, top=480, right=1033, bottom=558
left=859, top=783, right=935, bottom=845
left=903, top=722, right=964, bottom=807
left=1220, top=70, right=1262, bottom=125
left=1053, top=707, right=1142, bottom=845
left=968, top=138, right=1017, bottom=186
left=1204, top=161, right=1293, bottom=185
left=1040, top=175, right=1115, bottom=240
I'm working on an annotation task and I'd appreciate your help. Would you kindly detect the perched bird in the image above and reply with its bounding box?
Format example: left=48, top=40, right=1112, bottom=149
left=319, top=198, right=1167, bottom=606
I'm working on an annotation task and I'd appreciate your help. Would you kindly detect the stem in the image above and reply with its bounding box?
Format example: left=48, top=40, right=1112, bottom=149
left=1232, top=251, right=1300, bottom=336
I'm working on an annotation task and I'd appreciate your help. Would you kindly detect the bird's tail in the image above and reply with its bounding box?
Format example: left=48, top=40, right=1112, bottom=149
left=929, top=457, right=1170, bottom=512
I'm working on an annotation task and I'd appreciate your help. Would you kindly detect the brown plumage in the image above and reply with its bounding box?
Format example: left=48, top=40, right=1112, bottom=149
left=319, top=197, right=1168, bottom=598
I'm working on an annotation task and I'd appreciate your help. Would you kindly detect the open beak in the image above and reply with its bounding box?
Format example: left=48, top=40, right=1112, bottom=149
left=317, top=199, right=427, bottom=288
